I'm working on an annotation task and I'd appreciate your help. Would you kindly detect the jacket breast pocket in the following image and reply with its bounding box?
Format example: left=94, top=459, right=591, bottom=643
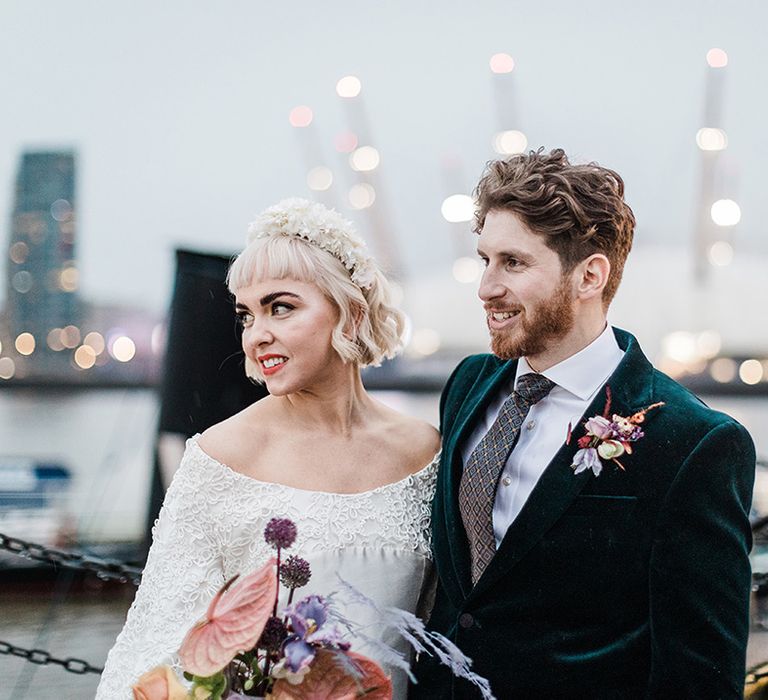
left=563, top=494, right=638, bottom=518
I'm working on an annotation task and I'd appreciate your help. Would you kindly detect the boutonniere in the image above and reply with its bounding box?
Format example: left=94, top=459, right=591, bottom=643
left=568, top=386, right=664, bottom=477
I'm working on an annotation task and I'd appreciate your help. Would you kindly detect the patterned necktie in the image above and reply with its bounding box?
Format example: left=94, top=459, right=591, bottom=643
left=459, top=372, right=556, bottom=585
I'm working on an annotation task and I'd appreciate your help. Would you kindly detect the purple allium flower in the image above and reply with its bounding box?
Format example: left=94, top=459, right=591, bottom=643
left=258, top=616, right=288, bottom=653
left=280, top=555, right=312, bottom=590
left=264, top=517, right=297, bottom=550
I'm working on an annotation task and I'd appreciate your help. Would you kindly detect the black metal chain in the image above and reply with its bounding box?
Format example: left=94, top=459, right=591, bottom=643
left=0, top=532, right=142, bottom=586
left=0, top=640, right=103, bottom=675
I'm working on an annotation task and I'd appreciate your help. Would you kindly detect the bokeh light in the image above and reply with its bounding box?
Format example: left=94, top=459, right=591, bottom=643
left=288, top=106, right=313, bottom=128
left=411, top=328, right=441, bottom=356
left=706, top=48, right=728, bottom=68
left=349, top=183, right=376, bottom=209
left=83, top=331, right=106, bottom=355
left=11, top=271, right=33, bottom=293
left=489, top=53, right=515, bottom=74
left=493, top=130, right=528, bottom=155
left=708, top=241, right=733, bottom=266
left=452, top=257, right=483, bottom=284
left=662, top=331, right=698, bottom=363
left=441, top=194, right=474, bottom=223
left=111, top=336, right=136, bottom=362
left=47, top=328, right=65, bottom=351
left=334, top=131, right=358, bottom=153
left=740, top=359, right=763, bottom=385
left=151, top=323, right=166, bottom=356
left=9, top=242, right=29, bottom=264
left=307, top=166, right=333, bottom=191
left=696, top=330, right=721, bottom=358
left=710, top=199, right=741, bottom=226
left=15, top=332, right=35, bottom=356
left=710, top=358, right=737, bottom=383
left=74, top=345, right=96, bottom=369
left=50, top=199, right=73, bottom=222
left=61, top=325, right=81, bottom=349
left=0, top=357, right=15, bottom=380
left=696, top=128, right=728, bottom=151
left=336, top=75, right=362, bottom=98
left=349, top=146, right=380, bottom=172
left=59, top=266, right=79, bottom=292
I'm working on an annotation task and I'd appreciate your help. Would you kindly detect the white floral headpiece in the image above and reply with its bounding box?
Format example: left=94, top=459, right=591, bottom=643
left=246, top=198, right=376, bottom=289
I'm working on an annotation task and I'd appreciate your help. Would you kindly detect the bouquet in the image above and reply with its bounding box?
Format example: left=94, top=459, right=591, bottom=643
left=133, top=518, right=495, bottom=700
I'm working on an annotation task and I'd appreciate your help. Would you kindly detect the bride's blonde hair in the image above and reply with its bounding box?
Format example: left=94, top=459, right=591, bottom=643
left=227, top=200, right=405, bottom=382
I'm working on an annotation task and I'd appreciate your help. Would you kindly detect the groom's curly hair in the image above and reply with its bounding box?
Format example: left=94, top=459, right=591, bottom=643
left=473, top=148, right=636, bottom=305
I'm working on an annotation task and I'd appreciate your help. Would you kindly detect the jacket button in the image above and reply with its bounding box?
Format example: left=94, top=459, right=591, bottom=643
left=459, top=613, right=474, bottom=629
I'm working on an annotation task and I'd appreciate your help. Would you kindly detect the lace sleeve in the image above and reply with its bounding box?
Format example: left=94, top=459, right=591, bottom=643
left=95, top=444, right=228, bottom=699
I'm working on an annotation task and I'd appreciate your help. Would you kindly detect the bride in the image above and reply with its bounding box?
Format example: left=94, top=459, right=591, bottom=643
left=96, top=198, right=440, bottom=699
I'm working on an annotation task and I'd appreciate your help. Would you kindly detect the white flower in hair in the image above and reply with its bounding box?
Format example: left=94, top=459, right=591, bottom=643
left=247, top=198, right=376, bottom=289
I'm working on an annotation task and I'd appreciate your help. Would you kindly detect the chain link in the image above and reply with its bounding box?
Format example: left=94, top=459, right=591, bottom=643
left=0, top=532, right=142, bottom=585
left=0, top=640, right=103, bottom=675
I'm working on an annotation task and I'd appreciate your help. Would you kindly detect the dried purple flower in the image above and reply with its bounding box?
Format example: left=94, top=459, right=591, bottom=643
left=264, top=518, right=297, bottom=550
left=258, top=615, right=288, bottom=653
left=280, top=555, right=312, bottom=590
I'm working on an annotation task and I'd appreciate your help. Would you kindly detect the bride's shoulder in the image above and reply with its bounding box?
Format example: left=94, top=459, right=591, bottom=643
left=377, top=406, right=440, bottom=470
left=197, top=398, right=276, bottom=473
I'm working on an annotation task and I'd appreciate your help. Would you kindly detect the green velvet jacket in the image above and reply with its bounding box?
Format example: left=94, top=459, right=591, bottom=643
left=411, top=328, right=755, bottom=700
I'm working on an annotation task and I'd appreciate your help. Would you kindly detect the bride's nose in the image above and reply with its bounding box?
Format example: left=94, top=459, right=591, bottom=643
left=242, top=317, right=274, bottom=349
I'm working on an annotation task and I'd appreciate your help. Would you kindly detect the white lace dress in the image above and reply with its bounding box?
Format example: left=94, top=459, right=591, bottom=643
left=96, top=435, right=438, bottom=699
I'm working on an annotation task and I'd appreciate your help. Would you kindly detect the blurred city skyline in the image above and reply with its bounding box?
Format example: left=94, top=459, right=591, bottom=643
left=1, top=1, right=766, bottom=363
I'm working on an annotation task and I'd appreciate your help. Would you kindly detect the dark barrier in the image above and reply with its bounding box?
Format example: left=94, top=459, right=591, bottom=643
left=143, top=249, right=268, bottom=554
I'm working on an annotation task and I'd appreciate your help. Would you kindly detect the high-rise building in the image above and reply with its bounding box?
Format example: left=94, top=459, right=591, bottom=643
left=5, top=151, right=81, bottom=375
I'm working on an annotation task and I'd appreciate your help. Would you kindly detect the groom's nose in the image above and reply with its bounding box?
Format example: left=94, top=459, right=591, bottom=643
left=478, top=267, right=506, bottom=302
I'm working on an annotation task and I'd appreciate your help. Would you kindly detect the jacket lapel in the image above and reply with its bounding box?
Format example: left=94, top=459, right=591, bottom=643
left=439, top=356, right=519, bottom=601
left=468, top=328, right=655, bottom=600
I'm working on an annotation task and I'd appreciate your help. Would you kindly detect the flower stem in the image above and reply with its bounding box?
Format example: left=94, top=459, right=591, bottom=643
left=273, top=547, right=281, bottom=617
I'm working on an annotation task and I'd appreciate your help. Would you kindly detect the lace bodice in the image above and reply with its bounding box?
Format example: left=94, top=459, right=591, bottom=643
left=96, top=436, right=438, bottom=699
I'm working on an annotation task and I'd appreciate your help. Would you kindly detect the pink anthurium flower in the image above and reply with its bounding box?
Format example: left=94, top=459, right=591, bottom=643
left=269, top=649, right=392, bottom=699
left=179, top=558, right=277, bottom=677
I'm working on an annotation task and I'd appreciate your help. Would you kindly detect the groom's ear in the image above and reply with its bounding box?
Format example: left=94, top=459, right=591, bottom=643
left=574, top=253, right=610, bottom=302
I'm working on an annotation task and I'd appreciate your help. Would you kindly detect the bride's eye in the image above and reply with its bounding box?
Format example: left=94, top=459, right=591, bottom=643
left=272, top=302, right=294, bottom=316
left=235, top=311, right=254, bottom=327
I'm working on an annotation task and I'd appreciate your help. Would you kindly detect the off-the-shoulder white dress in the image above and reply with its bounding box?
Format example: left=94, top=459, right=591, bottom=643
left=96, top=435, right=438, bottom=699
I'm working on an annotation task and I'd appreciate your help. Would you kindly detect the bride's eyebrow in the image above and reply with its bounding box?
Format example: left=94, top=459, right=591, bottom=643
left=258, top=291, right=302, bottom=307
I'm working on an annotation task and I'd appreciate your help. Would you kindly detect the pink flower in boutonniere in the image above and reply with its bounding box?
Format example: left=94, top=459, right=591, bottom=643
left=569, top=386, right=665, bottom=477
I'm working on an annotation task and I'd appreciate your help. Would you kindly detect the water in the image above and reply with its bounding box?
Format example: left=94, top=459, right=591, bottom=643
left=0, top=388, right=767, bottom=698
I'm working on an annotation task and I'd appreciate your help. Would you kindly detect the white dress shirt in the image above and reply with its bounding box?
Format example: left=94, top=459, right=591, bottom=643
left=460, top=324, right=625, bottom=548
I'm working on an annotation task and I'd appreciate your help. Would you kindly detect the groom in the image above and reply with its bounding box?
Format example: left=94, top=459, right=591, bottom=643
left=411, top=149, right=755, bottom=699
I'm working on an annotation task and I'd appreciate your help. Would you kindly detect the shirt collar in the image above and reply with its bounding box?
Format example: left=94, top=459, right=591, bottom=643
left=514, top=324, right=624, bottom=401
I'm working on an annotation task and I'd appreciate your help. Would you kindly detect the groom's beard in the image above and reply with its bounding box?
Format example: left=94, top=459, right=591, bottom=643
left=490, top=278, right=575, bottom=360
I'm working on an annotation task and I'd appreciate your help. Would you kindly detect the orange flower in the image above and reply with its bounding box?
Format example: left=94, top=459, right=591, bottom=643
left=132, top=665, right=188, bottom=700
left=179, top=558, right=277, bottom=677
left=269, top=649, right=392, bottom=699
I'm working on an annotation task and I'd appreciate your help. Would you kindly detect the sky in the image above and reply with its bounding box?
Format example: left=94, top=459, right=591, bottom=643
left=1, top=0, right=766, bottom=354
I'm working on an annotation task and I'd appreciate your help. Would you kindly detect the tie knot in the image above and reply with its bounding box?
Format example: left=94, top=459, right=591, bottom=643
left=515, top=373, right=555, bottom=405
